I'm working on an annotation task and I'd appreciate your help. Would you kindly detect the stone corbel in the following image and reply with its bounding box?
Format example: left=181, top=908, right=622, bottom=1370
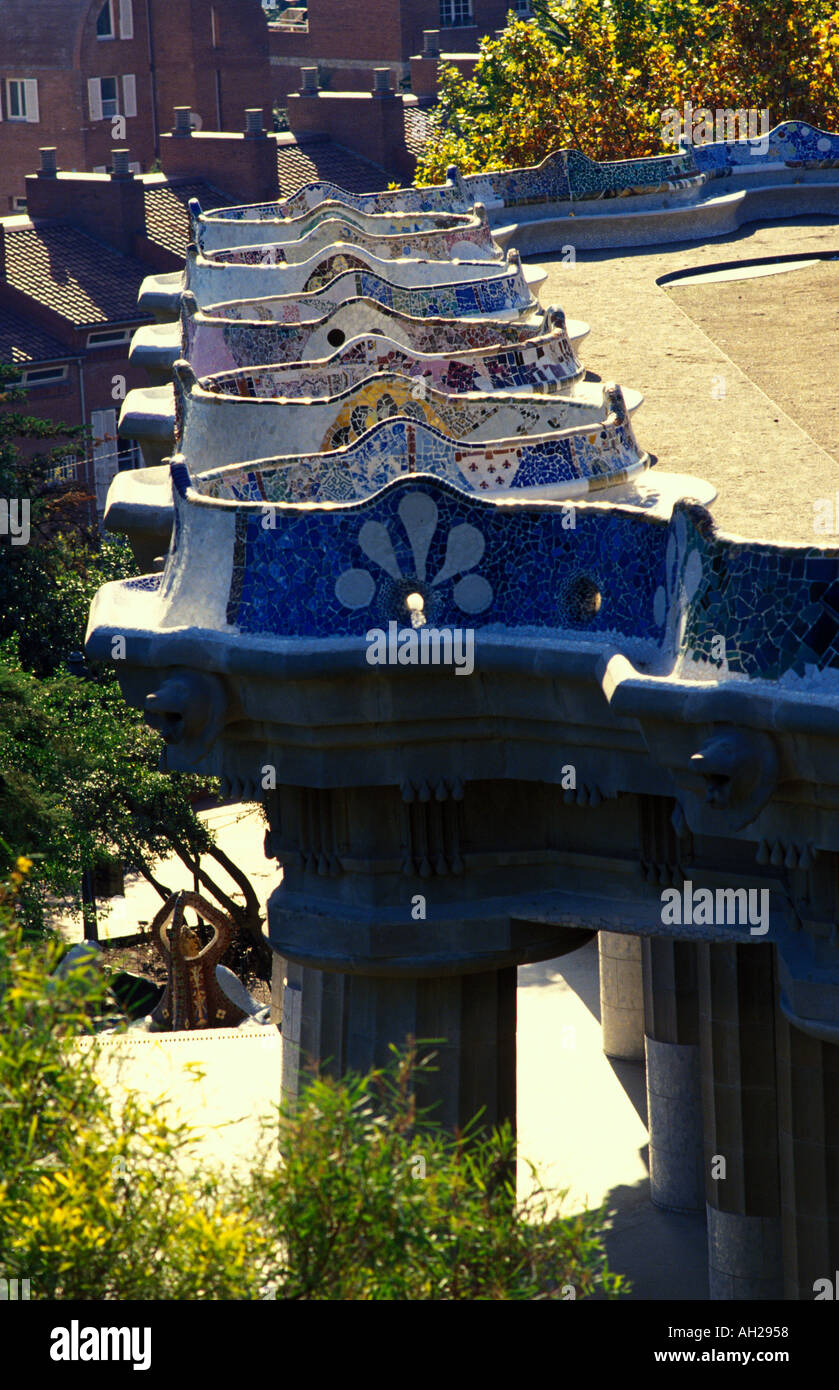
left=144, top=668, right=229, bottom=762
left=678, top=725, right=779, bottom=834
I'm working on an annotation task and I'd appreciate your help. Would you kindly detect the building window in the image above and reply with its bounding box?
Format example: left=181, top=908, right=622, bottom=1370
left=5, top=78, right=40, bottom=122
left=101, top=76, right=118, bottom=117
left=9, top=365, right=69, bottom=388
left=96, top=1, right=114, bottom=38
left=46, top=455, right=78, bottom=486
left=86, top=327, right=132, bottom=348
left=87, top=74, right=135, bottom=119
left=11, top=196, right=27, bottom=212
left=440, top=0, right=473, bottom=26
left=511, top=0, right=532, bottom=12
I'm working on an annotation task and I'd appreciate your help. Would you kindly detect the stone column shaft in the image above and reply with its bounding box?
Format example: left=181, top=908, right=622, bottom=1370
left=599, top=931, right=645, bottom=1062
left=698, top=942, right=783, bottom=1300
left=643, top=938, right=704, bottom=1213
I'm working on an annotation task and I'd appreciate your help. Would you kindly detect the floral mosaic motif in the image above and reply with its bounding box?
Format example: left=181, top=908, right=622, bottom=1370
left=691, top=120, right=839, bottom=176
left=334, top=491, right=494, bottom=617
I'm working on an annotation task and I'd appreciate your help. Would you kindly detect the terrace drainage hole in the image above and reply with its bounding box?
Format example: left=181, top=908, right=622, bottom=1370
left=327, top=328, right=346, bottom=348
left=565, top=574, right=602, bottom=622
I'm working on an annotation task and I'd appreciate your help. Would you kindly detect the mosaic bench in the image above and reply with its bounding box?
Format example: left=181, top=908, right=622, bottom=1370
left=129, top=299, right=588, bottom=385
left=690, top=119, right=839, bottom=179
left=190, top=147, right=702, bottom=245
left=137, top=250, right=544, bottom=323
left=102, top=427, right=718, bottom=586
left=191, top=198, right=497, bottom=255
left=199, top=210, right=501, bottom=266
left=188, top=326, right=585, bottom=403
left=119, top=304, right=590, bottom=467
left=174, top=360, right=642, bottom=467
left=89, top=462, right=831, bottom=673
left=190, top=195, right=491, bottom=255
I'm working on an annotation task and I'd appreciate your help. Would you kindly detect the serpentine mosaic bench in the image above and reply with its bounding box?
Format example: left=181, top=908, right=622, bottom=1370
left=191, top=328, right=585, bottom=402
left=192, top=201, right=497, bottom=255
left=188, top=120, right=839, bottom=263
left=129, top=300, right=588, bottom=385
left=200, top=211, right=501, bottom=266
left=105, top=414, right=714, bottom=571
left=690, top=119, right=839, bottom=179
left=190, top=147, right=701, bottom=245
left=138, top=251, right=543, bottom=323
left=89, top=462, right=835, bottom=669
left=174, top=360, right=641, bottom=465
left=120, top=305, right=590, bottom=465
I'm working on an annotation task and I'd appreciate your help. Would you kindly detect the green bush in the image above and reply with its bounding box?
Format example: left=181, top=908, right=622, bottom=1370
left=0, top=866, right=625, bottom=1300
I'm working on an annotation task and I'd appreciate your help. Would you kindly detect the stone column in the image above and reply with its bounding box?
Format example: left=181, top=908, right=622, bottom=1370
left=643, top=938, right=704, bottom=1212
left=599, top=931, right=644, bottom=1061
left=698, top=942, right=783, bottom=1299
left=776, top=1010, right=839, bottom=1299
left=286, top=962, right=517, bottom=1133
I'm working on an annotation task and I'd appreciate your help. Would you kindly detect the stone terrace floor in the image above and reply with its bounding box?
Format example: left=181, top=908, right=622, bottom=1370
left=537, top=216, right=839, bottom=543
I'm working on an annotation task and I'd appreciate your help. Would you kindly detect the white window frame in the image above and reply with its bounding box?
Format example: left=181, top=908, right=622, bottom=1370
left=440, top=0, right=473, bottom=26
left=119, top=0, right=134, bottom=40
left=88, top=74, right=135, bottom=120
left=511, top=0, right=532, bottom=12
left=96, top=0, right=115, bottom=39
left=5, top=78, right=39, bottom=123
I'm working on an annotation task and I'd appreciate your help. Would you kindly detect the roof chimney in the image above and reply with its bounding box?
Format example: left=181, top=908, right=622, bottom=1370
left=111, top=148, right=133, bottom=179
left=173, top=106, right=193, bottom=137
left=38, top=147, right=58, bottom=178
left=373, top=68, right=393, bottom=98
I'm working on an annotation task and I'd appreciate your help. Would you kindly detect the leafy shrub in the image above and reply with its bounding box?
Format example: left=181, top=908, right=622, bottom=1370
left=0, top=866, right=625, bottom=1300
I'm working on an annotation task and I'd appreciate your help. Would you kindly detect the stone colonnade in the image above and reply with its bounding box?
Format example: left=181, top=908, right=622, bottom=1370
left=602, top=934, right=839, bottom=1299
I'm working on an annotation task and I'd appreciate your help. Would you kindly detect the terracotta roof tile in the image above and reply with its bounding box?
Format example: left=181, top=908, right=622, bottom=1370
left=0, top=307, right=72, bottom=365
left=143, top=180, right=236, bottom=258
left=3, top=223, right=149, bottom=328
left=276, top=138, right=389, bottom=197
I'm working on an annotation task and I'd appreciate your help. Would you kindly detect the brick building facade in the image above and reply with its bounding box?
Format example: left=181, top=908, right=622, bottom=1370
left=0, top=0, right=272, bottom=210
left=269, top=0, right=533, bottom=103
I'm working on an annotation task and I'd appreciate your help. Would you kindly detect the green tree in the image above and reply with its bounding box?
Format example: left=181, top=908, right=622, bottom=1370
left=0, top=373, right=270, bottom=977
left=416, top=1, right=839, bottom=182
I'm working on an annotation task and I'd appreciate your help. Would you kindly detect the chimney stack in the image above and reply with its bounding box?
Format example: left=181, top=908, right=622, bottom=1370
left=38, top=147, right=58, bottom=178
left=173, top=106, right=193, bottom=137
